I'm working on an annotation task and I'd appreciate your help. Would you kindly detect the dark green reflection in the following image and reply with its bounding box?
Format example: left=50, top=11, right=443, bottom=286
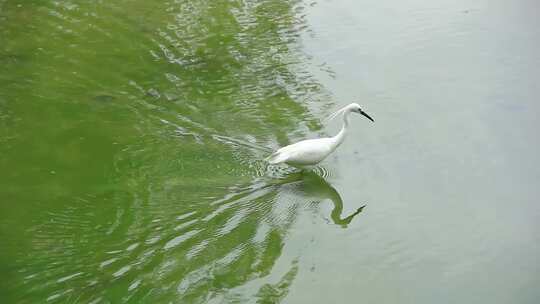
left=255, top=260, right=299, bottom=304
left=0, top=0, right=330, bottom=302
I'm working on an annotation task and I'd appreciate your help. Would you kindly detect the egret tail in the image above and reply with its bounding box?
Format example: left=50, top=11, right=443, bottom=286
left=266, top=150, right=287, bottom=164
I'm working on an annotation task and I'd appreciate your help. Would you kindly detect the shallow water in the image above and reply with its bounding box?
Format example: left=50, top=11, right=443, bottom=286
left=1, top=0, right=539, bottom=303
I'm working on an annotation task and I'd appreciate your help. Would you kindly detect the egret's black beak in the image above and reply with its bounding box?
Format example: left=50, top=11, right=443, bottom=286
left=360, top=110, right=374, bottom=122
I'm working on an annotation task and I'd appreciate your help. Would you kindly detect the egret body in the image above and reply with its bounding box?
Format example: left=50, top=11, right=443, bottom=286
left=267, top=103, right=374, bottom=168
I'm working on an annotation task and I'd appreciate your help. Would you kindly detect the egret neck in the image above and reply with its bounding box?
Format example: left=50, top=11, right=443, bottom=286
left=330, top=108, right=351, bottom=151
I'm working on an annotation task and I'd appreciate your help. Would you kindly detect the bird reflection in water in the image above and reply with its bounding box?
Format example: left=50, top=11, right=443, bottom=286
left=272, top=171, right=365, bottom=228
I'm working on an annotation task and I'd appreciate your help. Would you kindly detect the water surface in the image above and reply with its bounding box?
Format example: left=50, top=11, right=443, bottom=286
left=1, top=0, right=539, bottom=303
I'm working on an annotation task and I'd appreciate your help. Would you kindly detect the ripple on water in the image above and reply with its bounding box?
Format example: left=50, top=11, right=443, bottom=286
left=113, top=265, right=132, bottom=278
left=6, top=0, right=335, bottom=302
left=173, top=218, right=199, bottom=231
left=163, top=229, right=202, bottom=251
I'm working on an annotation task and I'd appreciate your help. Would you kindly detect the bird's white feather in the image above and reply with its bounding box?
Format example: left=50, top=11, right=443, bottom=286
left=324, top=104, right=350, bottom=124
left=267, top=138, right=334, bottom=167
left=266, top=103, right=372, bottom=169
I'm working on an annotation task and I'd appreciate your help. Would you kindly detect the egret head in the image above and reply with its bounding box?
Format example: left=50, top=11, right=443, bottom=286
left=325, top=102, right=374, bottom=123
left=349, top=103, right=374, bottom=122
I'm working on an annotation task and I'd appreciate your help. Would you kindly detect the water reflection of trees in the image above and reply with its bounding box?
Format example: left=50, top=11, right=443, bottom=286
left=112, top=0, right=338, bottom=302
left=5, top=0, right=343, bottom=302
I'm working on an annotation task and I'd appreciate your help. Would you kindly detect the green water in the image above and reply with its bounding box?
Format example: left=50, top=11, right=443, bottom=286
left=1, top=0, right=539, bottom=303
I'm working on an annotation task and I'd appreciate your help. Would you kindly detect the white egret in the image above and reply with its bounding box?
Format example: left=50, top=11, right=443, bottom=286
left=267, top=103, right=374, bottom=168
